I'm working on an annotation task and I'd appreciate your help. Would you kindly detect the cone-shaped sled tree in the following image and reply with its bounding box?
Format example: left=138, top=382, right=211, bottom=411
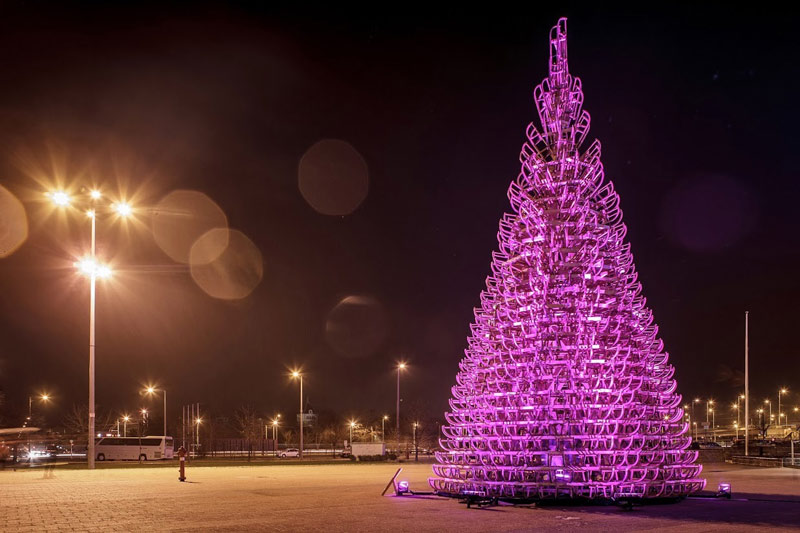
left=430, top=18, right=705, bottom=501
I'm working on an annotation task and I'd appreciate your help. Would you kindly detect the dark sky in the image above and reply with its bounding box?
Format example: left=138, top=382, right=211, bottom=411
left=1, top=3, right=798, bottom=430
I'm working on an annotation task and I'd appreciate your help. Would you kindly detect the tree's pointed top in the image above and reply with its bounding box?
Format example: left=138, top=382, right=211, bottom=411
left=548, top=18, right=569, bottom=86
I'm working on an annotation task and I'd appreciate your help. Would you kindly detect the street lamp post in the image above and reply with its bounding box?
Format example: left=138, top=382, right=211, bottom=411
left=382, top=415, right=388, bottom=442
left=706, top=399, right=714, bottom=441
left=779, top=389, right=788, bottom=428
left=122, top=415, right=130, bottom=437
left=413, top=422, right=419, bottom=462
left=48, top=189, right=130, bottom=469
left=765, top=400, right=772, bottom=427
left=349, top=420, right=356, bottom=448
left=272, top=419, right=279, bottom=456
left=145, top=387, right=167, bottom=437
left=27, top=393, right=50, bottom=421
left=291, top=371, right=303, bottom=459
left=396, top=362, right=406, bottom=454
left=710, top=409, right=715, bottom=441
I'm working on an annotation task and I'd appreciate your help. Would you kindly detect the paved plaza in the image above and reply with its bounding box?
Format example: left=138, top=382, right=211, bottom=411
left=1, top=461, right=800, bottom=532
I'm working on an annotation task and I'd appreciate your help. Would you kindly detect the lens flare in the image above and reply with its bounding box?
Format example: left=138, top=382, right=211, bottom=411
left=0, top=185, right=28, bottom=258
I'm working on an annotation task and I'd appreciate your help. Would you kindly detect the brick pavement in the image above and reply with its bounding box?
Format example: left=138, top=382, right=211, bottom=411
left=1, top=462, right=800, bottom=531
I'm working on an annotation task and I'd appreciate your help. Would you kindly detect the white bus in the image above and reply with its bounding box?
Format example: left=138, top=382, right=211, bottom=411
left=95, top=436, right=174, bottom=461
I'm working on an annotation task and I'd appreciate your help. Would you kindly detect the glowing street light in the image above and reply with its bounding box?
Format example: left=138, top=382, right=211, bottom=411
left=47, top=187, right=136, bottom=469
left=290, top=370, right=304, bottom=459
left=112, top=202, right=132, bottom=217
left=48, top=190, right=71, bottom=206
left=349, top=420, right=357, bottom=446
left=27, top=393, right=51, bottom=421
left=195, top=417, right=202, bottom=450
left=396, top=362, right=407, bottom=454
left=778, top=388, right=788, bottom=428
left=144, top=386, right=168, bottom=438
left=382, top=415, right=389, bottom=442
left=272, top=417, right=280, bottom=456
left=413, top=422, right=419, bottom=462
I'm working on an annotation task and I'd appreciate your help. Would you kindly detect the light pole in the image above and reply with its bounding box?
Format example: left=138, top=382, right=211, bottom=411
left=396, top=362, right=407, bottom=454
left=779, top=389, right=788, bottom=428
left=706, top=399, right=714, bottom=440
left=122, top=415, right=130, bottom=437
left=349, top=420, right=356, bottom=447
left=195, top=417, right=202, bottom=450
left=382, top=415, right=388, bottom=442
left=765, top=399, right=772, bottom=426
left=744, top=311, right=750, bottom=455
left=793, top=407, right=799, bottom=426
left=145, top=386, right=168, bottom=437
left=47, top=188, right=130, bottom=469
left=272, top=418, right=279, bottom=456
left=733, top=402, right=740, bottom=437
left=27, top=393, right=50, bottom=422
left=291, top=371, right=303, bottom=459
left=710, top=409, right=715, bottom=441
left=413, top=422, right=418, bottom=461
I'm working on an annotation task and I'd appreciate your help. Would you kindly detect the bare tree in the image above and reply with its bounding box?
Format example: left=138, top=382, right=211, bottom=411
left=62, top=404, right=115, bottom=441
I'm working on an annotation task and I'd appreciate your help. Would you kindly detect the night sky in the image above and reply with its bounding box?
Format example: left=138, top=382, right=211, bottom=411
left=1, top=4, right=798, bottom=430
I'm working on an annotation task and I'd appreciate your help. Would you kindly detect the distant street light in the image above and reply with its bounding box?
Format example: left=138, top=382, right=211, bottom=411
left=28, top=393, right=50, bottom=421
left=765, top=399, right=772, bottom=425
left=47, top=187, right=134, bottom=469
left=709, top=408, right=716, bottom=441
left=778, top=388, right=788, bottom=428
left=272, top=418, right=279, bottom=456
left=396, top=362, right=407, bottom=454
left=413, top=422, right=418, bottom=462
left=291, top=371, right=304, bottom=459
left=144, top=386, right=168, bottom=437
left=349, top=420, right=357, bottom=447
left=195, top=417, right=202, bottom=450
left=122, top=415, right=130, bottom=437
left=382, top=415, right=389, bottom=443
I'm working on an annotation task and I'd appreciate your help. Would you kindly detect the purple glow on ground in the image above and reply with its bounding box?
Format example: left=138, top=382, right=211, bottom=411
left=429, top=18, right=705, bottom=501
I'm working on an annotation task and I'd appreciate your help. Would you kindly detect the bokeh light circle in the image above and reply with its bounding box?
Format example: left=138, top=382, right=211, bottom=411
left=325, top=295, right=388, bottom=358
left=298, top=139, right=369, bottom=216
left=190, top=229, right=263, bottom=300
left=151, top=190, right=228, bottom=264
left=0, top=185, right=28, bottom=258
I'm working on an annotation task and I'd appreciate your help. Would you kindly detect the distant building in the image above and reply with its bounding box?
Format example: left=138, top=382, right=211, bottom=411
left=297, top=409, right=318, bottom=429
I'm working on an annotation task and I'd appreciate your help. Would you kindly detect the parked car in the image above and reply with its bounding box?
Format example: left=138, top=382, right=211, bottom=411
left=279, top=448, right=300, bottom=458
left=698, top=441, right=721, bottom=449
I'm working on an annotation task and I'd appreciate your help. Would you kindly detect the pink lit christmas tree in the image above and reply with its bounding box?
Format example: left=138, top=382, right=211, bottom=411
left=430, top=19, right=705, bottom=501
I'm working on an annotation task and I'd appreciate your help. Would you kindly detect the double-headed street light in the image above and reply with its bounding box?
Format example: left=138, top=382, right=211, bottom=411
left=48, top=188, right=133, bottom=469
left=144, top=386, right=167, bottom=438
left=291, top=371, right=303, bottom=459
left=778, top=388, right=788, bottom=428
